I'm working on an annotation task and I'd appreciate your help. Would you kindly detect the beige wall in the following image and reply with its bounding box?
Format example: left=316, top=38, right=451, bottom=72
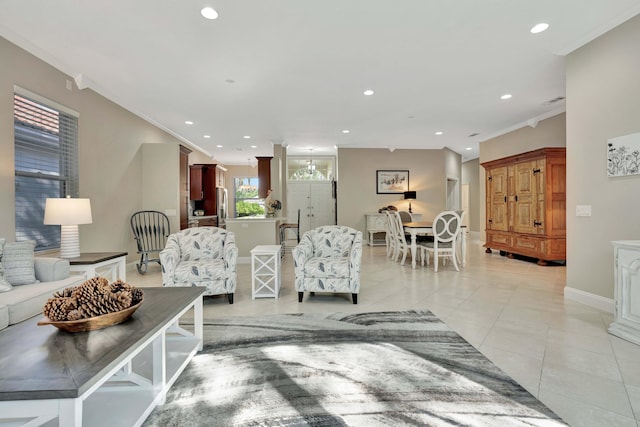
left=142, top=143, right=180, bottom=232
left=566, top=15, right=640, bottom=300
left=478, top=113, right=567, bottom=242
left=0, top=36, right=208, bottom=261
left=336, top=147, right=456, bottom=234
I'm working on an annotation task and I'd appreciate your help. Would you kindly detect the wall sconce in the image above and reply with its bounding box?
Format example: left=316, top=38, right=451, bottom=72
left=403, top=191, right=417, bottom=214
left=44, top=197, right=93, bottom=258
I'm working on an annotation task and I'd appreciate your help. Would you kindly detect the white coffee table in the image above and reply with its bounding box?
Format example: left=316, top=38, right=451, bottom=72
left=0, top=287, right=204, bottom=426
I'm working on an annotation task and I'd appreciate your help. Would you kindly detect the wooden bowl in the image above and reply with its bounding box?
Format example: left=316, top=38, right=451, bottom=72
left=37, top=299, right=143, bottom=333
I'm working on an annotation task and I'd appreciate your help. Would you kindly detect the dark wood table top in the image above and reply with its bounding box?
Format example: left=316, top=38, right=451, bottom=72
left=67, top=251, right=128, bottom=265
left=402, top=221, right=433, bottom=228
left=0, top=287, right=203, bottom=401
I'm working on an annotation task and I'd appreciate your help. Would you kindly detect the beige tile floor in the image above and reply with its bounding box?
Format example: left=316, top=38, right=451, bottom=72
left=128, top=238, right=640, bottom=427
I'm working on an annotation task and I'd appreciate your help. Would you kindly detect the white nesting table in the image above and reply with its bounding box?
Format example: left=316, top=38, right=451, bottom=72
left=68, top=251, right=127, bottom=281
left=251, top=245, right=282, bottom=298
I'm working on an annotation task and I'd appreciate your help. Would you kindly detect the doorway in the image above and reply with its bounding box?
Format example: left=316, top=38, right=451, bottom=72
left=446, top=177, right=460, bottom=210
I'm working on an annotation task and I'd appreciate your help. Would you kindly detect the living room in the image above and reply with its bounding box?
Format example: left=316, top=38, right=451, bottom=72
left=1, top=4, right=640, bottom=426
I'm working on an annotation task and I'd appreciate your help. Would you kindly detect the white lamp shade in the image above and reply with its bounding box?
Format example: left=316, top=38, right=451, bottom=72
left=44, top=198, right=93, bottom=225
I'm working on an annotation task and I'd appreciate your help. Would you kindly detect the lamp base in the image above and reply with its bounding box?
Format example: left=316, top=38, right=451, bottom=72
left=60, top=225, right=80, bottom=258
left=408, top=202, right=413, bottom=214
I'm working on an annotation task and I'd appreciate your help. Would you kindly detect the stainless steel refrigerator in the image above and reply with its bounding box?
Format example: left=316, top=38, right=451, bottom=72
left=216, top=187, right=228, bottom=228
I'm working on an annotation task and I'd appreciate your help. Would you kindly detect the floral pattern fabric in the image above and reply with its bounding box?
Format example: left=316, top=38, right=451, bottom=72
left=160, top=227, right=238, bottom=296
left=292, top=226, right=362, bottom=294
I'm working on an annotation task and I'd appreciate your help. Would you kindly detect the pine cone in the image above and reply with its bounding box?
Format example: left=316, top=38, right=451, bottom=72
left=131, top=288, right=144, bottom=305
left=53, top=287, right=75, bottom=298
left=43, top=297, right=77, bottom=321
left=67, top=309, right=82, bottom=321
left=72, top=277, right=110, bottom=306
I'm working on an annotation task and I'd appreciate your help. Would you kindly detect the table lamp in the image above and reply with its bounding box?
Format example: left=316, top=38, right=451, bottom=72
left=403, top=191, right=417, bottom=214
left=44, top=197, right=92, bottom=258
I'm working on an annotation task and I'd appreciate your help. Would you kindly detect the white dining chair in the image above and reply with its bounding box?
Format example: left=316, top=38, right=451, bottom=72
left=418, top=210, right=461, bottom=272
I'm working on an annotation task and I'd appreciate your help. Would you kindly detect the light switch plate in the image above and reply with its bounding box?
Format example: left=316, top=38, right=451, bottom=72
left=575, top=205, right=592, bottom=217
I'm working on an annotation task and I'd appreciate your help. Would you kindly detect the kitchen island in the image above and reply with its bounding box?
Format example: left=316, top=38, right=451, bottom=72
left=226, top=216, right=285, bottom=261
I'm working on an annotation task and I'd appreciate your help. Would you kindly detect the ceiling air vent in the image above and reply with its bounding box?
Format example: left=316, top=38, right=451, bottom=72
left=546, top=96, right=565, bottom=104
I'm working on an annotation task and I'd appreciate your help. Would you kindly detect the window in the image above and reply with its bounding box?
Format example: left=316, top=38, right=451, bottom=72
left=287, top=156, right=334, bottom=181
left=234, top=177, right=264, bottom=217
left=14, top=88, right=79, bottom=251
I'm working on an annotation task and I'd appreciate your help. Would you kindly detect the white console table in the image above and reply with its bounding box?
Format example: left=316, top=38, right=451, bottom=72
left=365, top=212, right=423, bottom=246
left=365, top=213, right=387, bottom=246
left=609, top=240, right=640, bottom=345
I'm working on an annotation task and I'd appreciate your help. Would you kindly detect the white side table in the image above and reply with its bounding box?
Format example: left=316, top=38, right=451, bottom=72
left=251, top=245, right=281, bottom=299
left=68, top=252, right=128, bottom=282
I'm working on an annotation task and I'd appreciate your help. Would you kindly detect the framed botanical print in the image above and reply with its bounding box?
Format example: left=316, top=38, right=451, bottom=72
left=376, top=170, right=409, bottom=194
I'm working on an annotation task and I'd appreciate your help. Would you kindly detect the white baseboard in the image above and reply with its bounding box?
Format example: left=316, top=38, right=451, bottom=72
left=564, top=286, right=614, bottom=313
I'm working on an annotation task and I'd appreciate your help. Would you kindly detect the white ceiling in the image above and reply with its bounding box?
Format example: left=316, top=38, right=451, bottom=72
left=2, top=1, right=640, bottom=164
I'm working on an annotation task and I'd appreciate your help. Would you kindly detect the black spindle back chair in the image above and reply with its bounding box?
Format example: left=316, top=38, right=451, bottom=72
left=130, top=210, right=170, bottom=274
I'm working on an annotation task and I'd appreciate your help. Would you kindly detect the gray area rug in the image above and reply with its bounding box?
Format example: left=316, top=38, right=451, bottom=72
left=144, top=310, right=566, bottom=426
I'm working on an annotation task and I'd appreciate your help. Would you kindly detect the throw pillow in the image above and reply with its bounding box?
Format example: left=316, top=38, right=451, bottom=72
left=2, top=240, right=38, bottom=286
left=0, top=238, right=12, bottom=292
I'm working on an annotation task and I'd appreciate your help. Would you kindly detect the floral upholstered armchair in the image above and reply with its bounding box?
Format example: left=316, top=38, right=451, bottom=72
left=160, top=227, right=238, bottom=303
left=292, top=225, right=363, bottom=304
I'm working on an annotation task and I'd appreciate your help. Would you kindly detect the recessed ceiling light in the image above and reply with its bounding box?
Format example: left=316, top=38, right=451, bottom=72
left=216, top=144, right=223, bottom=148
left=501, top=94, right=512, bottom=100
left=435, top=131, right=443, bottom=135
left=251, top=145, right=257, bottom=148
left=204, top=135, right=211, bottom=139
left=342, top=130, right=350, bottom=134
left=530, top=23, right=549, bottom=34
left=466, top=147, right=473, bottom=151
left=363, top=89, right=374, bottom=96
left=243, top=135, right=251, bottom=139
left=201, top=7, right=219, bottom=20
left=185, top=120, right=194, bottom=125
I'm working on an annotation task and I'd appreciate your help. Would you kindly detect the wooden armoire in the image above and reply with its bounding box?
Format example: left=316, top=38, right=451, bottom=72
left=481, top=147, right=566, bottom=265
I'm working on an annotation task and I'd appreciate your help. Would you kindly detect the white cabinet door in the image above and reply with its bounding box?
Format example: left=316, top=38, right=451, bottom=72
left=610, top=241, right=640, bottom=345
left=287, top=182, right=335, bottom=235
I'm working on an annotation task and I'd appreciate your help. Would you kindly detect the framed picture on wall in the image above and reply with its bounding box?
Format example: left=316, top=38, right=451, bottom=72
left=376, top=170, right=409, bottom=194
left=607, top=132, right=640, bottom=177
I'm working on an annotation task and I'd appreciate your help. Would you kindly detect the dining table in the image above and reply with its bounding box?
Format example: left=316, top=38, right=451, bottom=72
left=403, top=221, right=467, bottom=269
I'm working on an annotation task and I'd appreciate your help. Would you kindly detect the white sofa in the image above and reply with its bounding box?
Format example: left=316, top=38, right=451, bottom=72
left=0, top=257, right=84, bottom=330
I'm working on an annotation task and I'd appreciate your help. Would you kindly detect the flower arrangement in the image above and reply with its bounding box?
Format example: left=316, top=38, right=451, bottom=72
left=269, top=199, right=282, bottom=210
left=265, top=189, right=281, bottom=216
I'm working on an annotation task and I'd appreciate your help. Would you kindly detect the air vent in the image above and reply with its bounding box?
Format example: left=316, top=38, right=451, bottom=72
left=468, top=132, right=479, bottom=137
left=547, top=96, right=565, bottom=104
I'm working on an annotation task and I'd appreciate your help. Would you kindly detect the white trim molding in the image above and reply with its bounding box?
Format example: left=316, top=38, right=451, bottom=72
left=564, top=286, right=614, bottom=313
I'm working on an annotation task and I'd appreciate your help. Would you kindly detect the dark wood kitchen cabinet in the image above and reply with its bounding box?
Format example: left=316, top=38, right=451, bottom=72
left=189, top=164, right=226, bottom=216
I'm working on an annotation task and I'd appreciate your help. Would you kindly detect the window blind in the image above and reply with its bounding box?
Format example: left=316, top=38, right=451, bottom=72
left=14, top=92, right=79, bottom=251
